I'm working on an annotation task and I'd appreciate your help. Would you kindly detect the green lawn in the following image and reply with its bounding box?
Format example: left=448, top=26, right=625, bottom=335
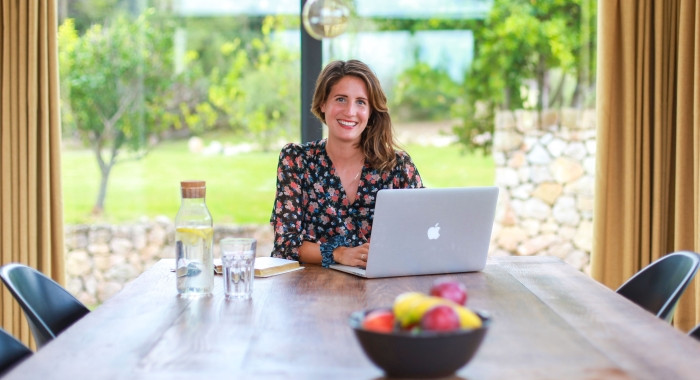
left=62, top=139, right=494, bottom=225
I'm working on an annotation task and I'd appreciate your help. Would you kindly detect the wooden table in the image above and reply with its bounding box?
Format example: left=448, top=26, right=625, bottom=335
left=5, top=256, right=700, bottom=379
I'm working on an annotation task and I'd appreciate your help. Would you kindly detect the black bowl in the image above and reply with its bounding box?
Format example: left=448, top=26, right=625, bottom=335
left=349, top=309, right=490, bottom=378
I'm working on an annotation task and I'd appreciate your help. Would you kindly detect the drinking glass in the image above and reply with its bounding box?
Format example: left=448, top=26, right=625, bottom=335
left=220, top=238, right=256, bottom=299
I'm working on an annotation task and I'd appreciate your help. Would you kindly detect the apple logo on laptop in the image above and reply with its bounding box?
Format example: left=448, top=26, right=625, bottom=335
left=427, top=223, right=440, bottom=240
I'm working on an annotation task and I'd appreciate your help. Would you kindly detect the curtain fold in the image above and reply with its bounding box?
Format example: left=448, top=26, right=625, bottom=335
left=673, top=0, right=700, bottom=329
left=593, top=0, right=700, bottom=331
left=0, top=0, right=64, bottom=348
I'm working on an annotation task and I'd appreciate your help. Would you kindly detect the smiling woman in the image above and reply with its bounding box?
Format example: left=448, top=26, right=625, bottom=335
left=323, top=76, right=370, bottom=148
left=322, top=75, right=369, bottom=201
left=270, top=59, right=424, bottom=267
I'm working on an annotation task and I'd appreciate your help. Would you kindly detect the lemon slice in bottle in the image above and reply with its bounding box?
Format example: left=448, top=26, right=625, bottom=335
left=176, top=227, right=213, bottom=245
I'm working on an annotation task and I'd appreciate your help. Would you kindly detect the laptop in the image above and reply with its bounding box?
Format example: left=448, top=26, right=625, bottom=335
left=329, top=186, right=499, bottom=278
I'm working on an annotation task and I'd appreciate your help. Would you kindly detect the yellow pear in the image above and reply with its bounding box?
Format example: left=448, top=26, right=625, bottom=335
left=394, top=293, right=447, bottom=328
left=393, top=292, right=426, bottom=327
left=453, top=304, right=482, bottom=329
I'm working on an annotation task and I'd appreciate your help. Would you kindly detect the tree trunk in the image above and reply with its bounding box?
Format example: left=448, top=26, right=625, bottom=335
left=92, top=164, right=112, bottom=215
left=570, top=68, right=584, bottom=108
left=537, top=56, right=549, bottom=112
left=548, top=72, right=568, bottom=108
left=503, top=87, right=511, bottom=110
left=91, top=134, right=120, bottom=216
left=536, top=55, right=548, bottom=128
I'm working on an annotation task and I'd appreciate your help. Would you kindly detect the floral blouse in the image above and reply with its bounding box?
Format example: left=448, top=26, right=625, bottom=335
left=270, top=139, right=424, bottom=261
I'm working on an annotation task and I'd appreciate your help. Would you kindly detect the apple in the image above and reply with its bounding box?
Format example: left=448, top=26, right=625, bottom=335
left=430, top=279, right=468, bottom=306
left=362, top=308, right=396, bottom=333
left=420, top=305, right=461, bottom=332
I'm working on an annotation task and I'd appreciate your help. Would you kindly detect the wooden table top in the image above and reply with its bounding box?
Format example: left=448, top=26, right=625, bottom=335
left=5, top=256, right=700, bottom=379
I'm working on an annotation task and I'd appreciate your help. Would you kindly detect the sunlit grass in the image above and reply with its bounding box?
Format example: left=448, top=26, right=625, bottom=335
left=62, top=138, right=494, bottom=225
left=406, top=144, right=494, bottom=189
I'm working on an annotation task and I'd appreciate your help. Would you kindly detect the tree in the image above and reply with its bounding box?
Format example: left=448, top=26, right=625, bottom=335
left=453, top=0, right=597, bottom=154
left=59, top=9, right=178, bottom=214
left=186, top=16, right=300, bottom=150
left=391, top=62, right=462, bottom=122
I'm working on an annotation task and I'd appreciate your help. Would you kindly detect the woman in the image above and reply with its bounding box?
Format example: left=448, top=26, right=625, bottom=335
left=270, top=59, right=423, bottom=267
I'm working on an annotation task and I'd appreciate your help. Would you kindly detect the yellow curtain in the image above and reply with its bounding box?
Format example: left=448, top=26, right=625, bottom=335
left=592, top=0, right=700, bottom=331
left=0, top=0, right=64, bottom=348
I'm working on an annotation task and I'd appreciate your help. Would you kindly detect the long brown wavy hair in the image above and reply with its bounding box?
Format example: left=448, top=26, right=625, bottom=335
left=311, top=59, right=398, bottom=172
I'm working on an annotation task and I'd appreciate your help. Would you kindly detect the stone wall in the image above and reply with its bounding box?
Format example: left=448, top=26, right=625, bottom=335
left=64, top=218, right=273, bottom=307
left=490, top=109, right=596, bottom=273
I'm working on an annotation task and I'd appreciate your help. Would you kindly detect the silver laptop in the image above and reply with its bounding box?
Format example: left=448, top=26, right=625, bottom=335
left=329, top=186, right=499, bottom=278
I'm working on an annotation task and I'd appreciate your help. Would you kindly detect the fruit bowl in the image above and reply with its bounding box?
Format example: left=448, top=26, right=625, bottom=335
left=349, top=308, right=490, bottom=378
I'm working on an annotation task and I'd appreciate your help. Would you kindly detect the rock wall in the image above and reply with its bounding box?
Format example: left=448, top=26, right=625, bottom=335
left=491, top=109, right=596, bottom=273
left=64, top=218, right=274, bottom=307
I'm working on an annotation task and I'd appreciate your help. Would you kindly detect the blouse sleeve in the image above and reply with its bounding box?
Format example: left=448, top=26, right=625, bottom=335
left=269, top=144, right=306, bottom=260
left=393, top=151, right=425, bottom=189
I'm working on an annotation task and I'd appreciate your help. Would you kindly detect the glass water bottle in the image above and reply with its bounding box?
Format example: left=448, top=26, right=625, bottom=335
left=174, top=180, right=214, bottom=296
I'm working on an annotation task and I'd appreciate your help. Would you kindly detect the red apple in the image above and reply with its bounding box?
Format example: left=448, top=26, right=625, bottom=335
left=362, top=308, right=396, bottom=333
left=430, top=279, right=468, bottom=305
left=420, top=305, right=461, bottom=332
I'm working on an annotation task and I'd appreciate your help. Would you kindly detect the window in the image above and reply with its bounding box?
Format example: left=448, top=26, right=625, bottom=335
left=59, top=0, right=596, bottom=305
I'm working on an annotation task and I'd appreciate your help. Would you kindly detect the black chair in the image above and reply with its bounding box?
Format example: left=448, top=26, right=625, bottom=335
left=0, top=263, right=90, bottom=348
left=0, top=327, right=32, bottom=376
left=616, top=251, right=700, bottom=323
left=689, top=323, right=700, bottom=341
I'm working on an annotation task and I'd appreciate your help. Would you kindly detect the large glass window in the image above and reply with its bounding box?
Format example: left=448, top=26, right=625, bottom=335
left=58, top=0, right=596, bottom=305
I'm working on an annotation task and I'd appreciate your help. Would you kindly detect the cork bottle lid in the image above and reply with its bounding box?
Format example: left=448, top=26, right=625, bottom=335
left=180, top=180, right=206, bottom=198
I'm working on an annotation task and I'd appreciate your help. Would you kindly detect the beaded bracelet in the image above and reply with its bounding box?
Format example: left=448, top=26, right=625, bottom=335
left=320, top=235, right=347, bottom=268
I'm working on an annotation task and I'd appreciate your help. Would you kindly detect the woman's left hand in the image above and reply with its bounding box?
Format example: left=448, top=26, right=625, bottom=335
left=334, top=243, right=370, bottom=268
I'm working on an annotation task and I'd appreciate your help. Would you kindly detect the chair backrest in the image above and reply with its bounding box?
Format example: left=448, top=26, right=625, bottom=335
left=690, top=324, right=700, bottom=341
left=616, top=251, right=700, bottom=322
left=0, top=327, right=32, bottom=376
left=0, top=263, right=90, bottom=348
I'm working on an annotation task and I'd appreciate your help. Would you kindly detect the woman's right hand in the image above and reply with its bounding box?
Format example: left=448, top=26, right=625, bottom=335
left=334, top=243, right=370, bottom=268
